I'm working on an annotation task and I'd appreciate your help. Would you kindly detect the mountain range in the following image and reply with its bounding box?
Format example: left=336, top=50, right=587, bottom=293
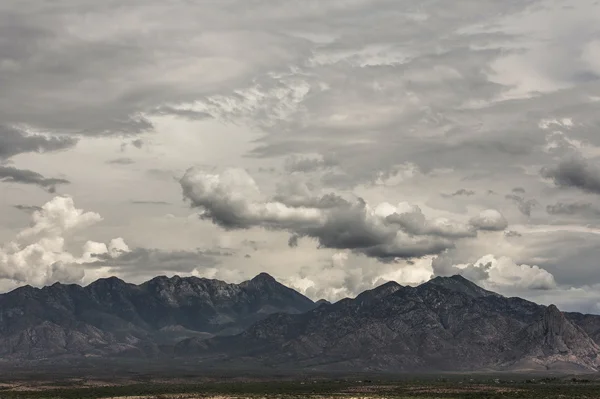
left=1, top=273, right=599, bottom=372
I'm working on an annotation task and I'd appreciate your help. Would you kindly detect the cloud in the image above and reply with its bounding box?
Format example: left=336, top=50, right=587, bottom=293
left=130, top=200, right=171, bottom=205
left=541, top=157, right=600, bottom=194
left=181, top=168, right=497, bottom=260
left=432, top=253, right=557, bottom=291
left=89, top=247, right=223, bottom=280
left=546, top=201, right=600, bottom=217
left=283, top=154, right=337, bottom=173
left=504, top=230, right=522, bottom=238
left=13, top=204, right=42, bottom=213
left=0, top=196, right=127, bottom=287
left=386, top=205, right=477, bottom=239
left=0, top=126, right=75, bottom=191
left=505, top=193, right=538, bottom=216
left=0, top=125, right=77, bottom=159
left=469, top=209, right=508, bottom=231
left=107, top=157, right=135, bottom=165
left=0, top=165, right=70, bottom=192
left=441, top=189, right=476, bottom=198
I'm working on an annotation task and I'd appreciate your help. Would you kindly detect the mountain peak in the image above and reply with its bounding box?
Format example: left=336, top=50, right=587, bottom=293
left=250, top=272, right=277, bottom=284
left=355, top=280, right=402, bottom=303
left=87, top=276, right=127, bottom=289
left=542, top=304, right=566, bottom=335
left=425, top=274, right=500, bottom=298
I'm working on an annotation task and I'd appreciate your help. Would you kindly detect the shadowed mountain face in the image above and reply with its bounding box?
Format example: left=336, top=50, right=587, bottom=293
left=175, top=276, right=600, bottom=372
left=0, top=273, right=315, bottom=359
left=1, top=273, right=600, bottom=372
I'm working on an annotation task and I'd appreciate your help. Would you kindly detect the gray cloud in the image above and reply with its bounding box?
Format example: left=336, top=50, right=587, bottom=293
left=1, top=0, right=599, bottom=308
left=469, top=209, right=508, bottom=231
left=504, top=230, right=522, bottom=238
left=283, top=154, right=337, bottom=173
left=546, top=201, right=600, bottom=217
left=0, top=165, right=69, bottom=192
left=13, top=204, right=42, bottom=213
left=442, top=189, right=476, bottom=198
left=149, top=105, right=213, bottom=121
left=541, top=157, right=600, bottom=194
left=107, top=157, right=135, bottom=165
left=130, top=200, right=171, bottom=205
left=505, top=194, right=538, bottom=217
left=180, top=168, right=503, bottom=261
left=0, top=125, right=77, bottom=160
left=0, top=125, right=76, bottom=191
left=386, top=207, right=477, bottom=239
left=91, top=247, right=225, bottom=280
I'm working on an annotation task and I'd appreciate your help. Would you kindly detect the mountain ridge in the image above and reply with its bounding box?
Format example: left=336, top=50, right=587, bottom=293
left=1, top=273, right=600, bottom=373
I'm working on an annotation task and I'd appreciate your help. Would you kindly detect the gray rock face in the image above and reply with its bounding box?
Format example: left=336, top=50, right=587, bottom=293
left=178, top=277, right=600, bottom=372
left=0, top=273, right=315, bottom=359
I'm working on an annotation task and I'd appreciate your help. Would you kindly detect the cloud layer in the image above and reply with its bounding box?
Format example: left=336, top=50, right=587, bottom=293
left=181, top=167, right=507, bottom=260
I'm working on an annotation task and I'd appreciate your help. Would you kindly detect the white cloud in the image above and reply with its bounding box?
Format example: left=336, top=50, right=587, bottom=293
left=469, top=209, right=508, bottom=231
left=0, top=196, right=129, bottom=288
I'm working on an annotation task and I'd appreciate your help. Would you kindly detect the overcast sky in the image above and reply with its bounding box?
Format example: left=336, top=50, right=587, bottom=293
left=1, top=0, right=600, bottom=312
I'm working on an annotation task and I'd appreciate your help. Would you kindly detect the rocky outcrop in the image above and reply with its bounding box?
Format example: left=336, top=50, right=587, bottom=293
left=510, top=305, right=600, bottom=370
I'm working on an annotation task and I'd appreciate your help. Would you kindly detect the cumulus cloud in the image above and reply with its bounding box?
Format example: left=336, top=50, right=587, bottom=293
left=283, top=251, right=431, bottom=302
left=385, top=205, right=477, bottom=239
left=0, top=196, right=129, bottom=288
left=469, top=209, right=508, bottom=231
left=541, top=157, right=600, bottom=194
left=181, top=168, right=499, bottom=260
left=432, top=253, right=557, bottom=291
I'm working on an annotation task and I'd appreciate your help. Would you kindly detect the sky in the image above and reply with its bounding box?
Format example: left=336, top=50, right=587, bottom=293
left=1, top=0, right=600, bottom=313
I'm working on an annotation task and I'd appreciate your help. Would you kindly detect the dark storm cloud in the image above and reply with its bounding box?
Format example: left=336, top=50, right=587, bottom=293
left=541, top=158, right=600, bottom=194
left=0, top=166, right=69, bottom=192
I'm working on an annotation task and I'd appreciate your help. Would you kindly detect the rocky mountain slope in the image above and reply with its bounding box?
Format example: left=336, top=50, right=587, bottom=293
left=175, top=275, right=600, bottom=372
left=2, top=273, right=600, bottom=372
left=0, top=273, right=315, bottom=359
